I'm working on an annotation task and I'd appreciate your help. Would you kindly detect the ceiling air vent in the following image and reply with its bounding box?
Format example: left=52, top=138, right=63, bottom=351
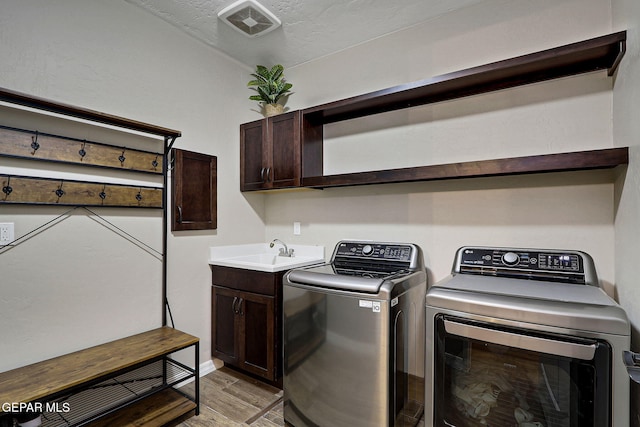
left=218, top=0, right=281, bottom=38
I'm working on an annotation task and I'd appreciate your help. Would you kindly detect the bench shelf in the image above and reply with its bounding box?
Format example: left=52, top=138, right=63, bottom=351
left=0, top=327, right=199, bottom=427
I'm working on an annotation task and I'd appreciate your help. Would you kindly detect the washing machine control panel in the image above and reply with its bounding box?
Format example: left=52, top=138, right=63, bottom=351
left=458, top=247, right=585, bottom=274
left=335, top=241, right=413, bottom=262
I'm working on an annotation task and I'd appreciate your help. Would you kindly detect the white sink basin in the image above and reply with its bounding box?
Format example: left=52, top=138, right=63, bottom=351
left=209, top=243, right=325, bottom=273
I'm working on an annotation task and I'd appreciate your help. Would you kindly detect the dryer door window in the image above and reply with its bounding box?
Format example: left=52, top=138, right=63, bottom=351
left=433, top=315, right=611, bottom=427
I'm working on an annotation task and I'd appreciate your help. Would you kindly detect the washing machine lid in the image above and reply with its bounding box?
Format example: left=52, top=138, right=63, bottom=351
left=285, top=240, right=425, bottom=294
left=427, top=274, right=630, bottom=336
left=286, top=263, right=417, bottom=294
left=286, top=265, right=384, bottom=293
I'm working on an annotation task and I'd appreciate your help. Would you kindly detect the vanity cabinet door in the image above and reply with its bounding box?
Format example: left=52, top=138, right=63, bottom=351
left=211, top=286, right=240, bottom=365
left=238, top=292, right=275, bottom=379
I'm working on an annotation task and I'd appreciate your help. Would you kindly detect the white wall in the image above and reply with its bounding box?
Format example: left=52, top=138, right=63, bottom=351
left=0, top=0, right=265, bottom=371
left=612, top=0, right=640, bottom=423
left=0, top=5, right=635, bottom=422
left=613, top=0, right=640, bottom=344
left=268, top=0, right=617, bottom=287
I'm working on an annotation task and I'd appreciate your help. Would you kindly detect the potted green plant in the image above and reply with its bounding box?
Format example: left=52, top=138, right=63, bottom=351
left=248, top=64, right=293, bottom=117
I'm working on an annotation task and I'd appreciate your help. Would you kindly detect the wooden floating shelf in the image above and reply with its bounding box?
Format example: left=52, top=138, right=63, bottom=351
left=1, top=175, right=163, bottom=208
left=0, top=87, right=181, bottom=138
left=0, top=125, right=164, bottom=174
left=302, top=31, right=627, bottom=124
left=289, top=31, right=629, bottom=191
left=301, top=147, right=629, bottom=189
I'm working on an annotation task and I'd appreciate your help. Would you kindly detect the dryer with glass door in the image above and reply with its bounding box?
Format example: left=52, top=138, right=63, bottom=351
left=425, top=246, right=630, bottom=427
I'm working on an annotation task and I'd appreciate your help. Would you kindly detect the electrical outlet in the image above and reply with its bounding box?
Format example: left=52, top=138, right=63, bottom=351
left=293, top=221, right=301, bottom=235
left=0, top=223, right=15, bottom=244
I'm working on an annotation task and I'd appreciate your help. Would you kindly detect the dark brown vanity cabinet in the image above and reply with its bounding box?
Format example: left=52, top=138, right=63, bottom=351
left=211, top=265, right=284, bottom=383
left=240, top=110, right=302, bottom=191
left=171, top=148, right=217, bottom=231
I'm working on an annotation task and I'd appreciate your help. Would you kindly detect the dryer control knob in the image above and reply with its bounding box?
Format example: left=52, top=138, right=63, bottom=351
left=362, top=244, right=374, bottom=255
left=502, top=252, right=520, bottom=266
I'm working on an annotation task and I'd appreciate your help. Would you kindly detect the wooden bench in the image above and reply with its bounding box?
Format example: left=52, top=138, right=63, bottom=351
left=0, top=327, right=199, bottom=427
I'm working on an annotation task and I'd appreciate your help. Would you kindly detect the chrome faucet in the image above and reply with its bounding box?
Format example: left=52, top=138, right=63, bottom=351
left=270, top=238, right=294, bottom=257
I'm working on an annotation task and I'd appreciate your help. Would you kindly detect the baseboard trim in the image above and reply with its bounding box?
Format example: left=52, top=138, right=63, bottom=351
left=199, top=359, right=216, bottom=376
left=175, top=359, right=217, bottom=388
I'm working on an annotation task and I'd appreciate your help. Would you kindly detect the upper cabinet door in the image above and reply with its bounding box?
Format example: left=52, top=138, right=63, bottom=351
left=240, top=111, right=301, bottom=191
left=171, top=148, right=217, bottom=231
left=269, top=111, right=301, bottom=188
left=240, top=119, right=267, bottom=191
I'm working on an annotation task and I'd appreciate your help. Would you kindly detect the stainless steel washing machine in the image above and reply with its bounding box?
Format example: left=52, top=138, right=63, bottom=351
left=283, top=240, right=427, bottom=427
left=425, top=246, right=630, bottom=427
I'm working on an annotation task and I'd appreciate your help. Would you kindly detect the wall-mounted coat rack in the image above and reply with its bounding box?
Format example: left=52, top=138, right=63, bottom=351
left=0, top=125, right=163, bottom=174
left=0, top=85, right=181, bottom=327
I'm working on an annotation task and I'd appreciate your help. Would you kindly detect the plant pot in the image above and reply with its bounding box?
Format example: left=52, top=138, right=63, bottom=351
left=264, top=103, right=284, bottom=117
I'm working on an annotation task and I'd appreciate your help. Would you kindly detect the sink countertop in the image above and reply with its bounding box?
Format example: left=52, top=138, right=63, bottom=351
left=209, top=243, right=325, bottom=273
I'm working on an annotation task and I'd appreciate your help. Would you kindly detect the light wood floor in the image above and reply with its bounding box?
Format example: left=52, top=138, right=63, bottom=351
left=177, top=367, right=283, bottom=427
left=178, top=367, right=425, bottom=426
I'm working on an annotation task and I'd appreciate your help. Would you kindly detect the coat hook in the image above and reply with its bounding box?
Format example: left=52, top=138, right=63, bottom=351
left=55, top=181, right=65, bottom=202
left=31, top=131, right=40, bottom=155
left=79, top=141, right=87, bottom=160
left=119, top=149, right=126, bottom=166
left=99, top=184, right=107, bottom=204
left=2, top=177, right=13, bottom=200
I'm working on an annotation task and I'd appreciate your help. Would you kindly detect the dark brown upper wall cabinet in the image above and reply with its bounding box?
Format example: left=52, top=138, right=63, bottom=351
left=171, top=148, right=217, bottom=231
left=240, top=110, right=320, bottom=191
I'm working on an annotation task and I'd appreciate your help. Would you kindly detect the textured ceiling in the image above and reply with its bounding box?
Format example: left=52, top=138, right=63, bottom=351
left=125, top=0, right=487, bottom=68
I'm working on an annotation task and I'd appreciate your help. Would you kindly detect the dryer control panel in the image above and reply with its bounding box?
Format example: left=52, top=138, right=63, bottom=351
left=454, top=247, right=598, bottom=286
